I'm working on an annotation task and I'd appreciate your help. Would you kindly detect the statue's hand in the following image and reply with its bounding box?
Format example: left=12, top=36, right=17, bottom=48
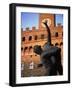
left=43, top=20, right=48, bottom=26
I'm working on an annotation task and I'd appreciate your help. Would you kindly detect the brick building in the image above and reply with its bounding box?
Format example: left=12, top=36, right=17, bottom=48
left=21, top=13, right=63, bottom=77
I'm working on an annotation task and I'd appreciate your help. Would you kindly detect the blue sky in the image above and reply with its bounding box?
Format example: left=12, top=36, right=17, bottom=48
left=21, top=12, right=63, bottom=30
left=55, top=14, right=63, bottom=26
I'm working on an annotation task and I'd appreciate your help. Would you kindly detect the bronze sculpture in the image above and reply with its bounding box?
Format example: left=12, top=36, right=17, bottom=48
left=33, top=20, right=63, bottom=76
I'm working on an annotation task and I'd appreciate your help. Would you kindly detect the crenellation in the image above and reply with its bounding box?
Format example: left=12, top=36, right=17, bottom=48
left=26, top=27, right=30, bottom=31
left=32, top=26, right=36, bottom=30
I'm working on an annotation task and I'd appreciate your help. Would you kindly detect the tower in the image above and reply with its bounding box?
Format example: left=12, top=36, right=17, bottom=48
left=39, top=13, right=55, bottom=30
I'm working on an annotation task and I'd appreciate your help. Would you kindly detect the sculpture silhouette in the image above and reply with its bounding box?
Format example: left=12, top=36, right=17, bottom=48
left=33, top=20, right=63, bottom=76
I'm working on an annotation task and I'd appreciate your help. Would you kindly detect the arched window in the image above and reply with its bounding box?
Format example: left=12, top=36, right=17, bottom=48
left=55, top=32, right=58, bottom=37
left=21, top=47, right=23, bottom=51
left=41, top=34, right=44, bottom=39
left=51, top=44, right=54, bottom=46
left=29, top=36, right=32, bottom=41
left=60, top=42, right=63, bottom=46
left=39, top=45, right=41, bottom=48
left=22, top=37, right=25, bottom=41
left=24, top=47, right=28, bottom=52
left=34, top=35, right=38, bottom=40
left=55, top=43, right=59, bottom=46
left=30, top=55, right=32, bottom=57
left=29, top=46, right=32, bottom=52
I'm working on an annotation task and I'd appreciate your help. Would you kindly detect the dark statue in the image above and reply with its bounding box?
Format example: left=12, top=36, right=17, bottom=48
left=33, top=20, right=63, bottom=76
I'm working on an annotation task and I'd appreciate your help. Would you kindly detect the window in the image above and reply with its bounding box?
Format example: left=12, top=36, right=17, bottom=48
left=51, top=44, right=54, bottom=46
left=60, top=42, right=63, bottom=46
left=39, top=45, right=41, bottom=48
left=22, top=37, right=25, bottom=41
left=21, top=47, right=23, bottom=51
left=24, top=47, right=28, bottom=52
left=29, top=36, right=32, bottom=41
left=29, top=46, right=32, bottom=51
left=34, top=35, right=37, bottom=40
left=30, top=55, right=32, bottom=57
left=55, top=43, right=59, bottom=46
left=41, top=34, right=44, bottom=39
left=55, top=32, right=58, bottom=37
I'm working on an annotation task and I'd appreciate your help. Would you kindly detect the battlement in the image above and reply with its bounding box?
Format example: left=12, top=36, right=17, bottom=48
left=26, top=27, right=29, bottom=31
left=22, top=26, right=37, bottom=31
left=21, top=24, right=63, bottom=33
left=32, top=27, right=36, bottom=30
left=57, top=23, right=63, bottom=27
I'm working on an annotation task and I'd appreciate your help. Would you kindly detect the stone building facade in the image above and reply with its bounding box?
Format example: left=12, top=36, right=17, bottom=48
left=21, top=13, right=63, bottom=77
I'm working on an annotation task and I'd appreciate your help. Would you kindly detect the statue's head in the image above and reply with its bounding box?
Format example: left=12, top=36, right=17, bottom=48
left=33, top=45, right=43, bottom=55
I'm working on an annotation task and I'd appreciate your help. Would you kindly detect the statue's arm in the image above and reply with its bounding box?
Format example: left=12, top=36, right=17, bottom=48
left=43, top=20, right=51, bottom=45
